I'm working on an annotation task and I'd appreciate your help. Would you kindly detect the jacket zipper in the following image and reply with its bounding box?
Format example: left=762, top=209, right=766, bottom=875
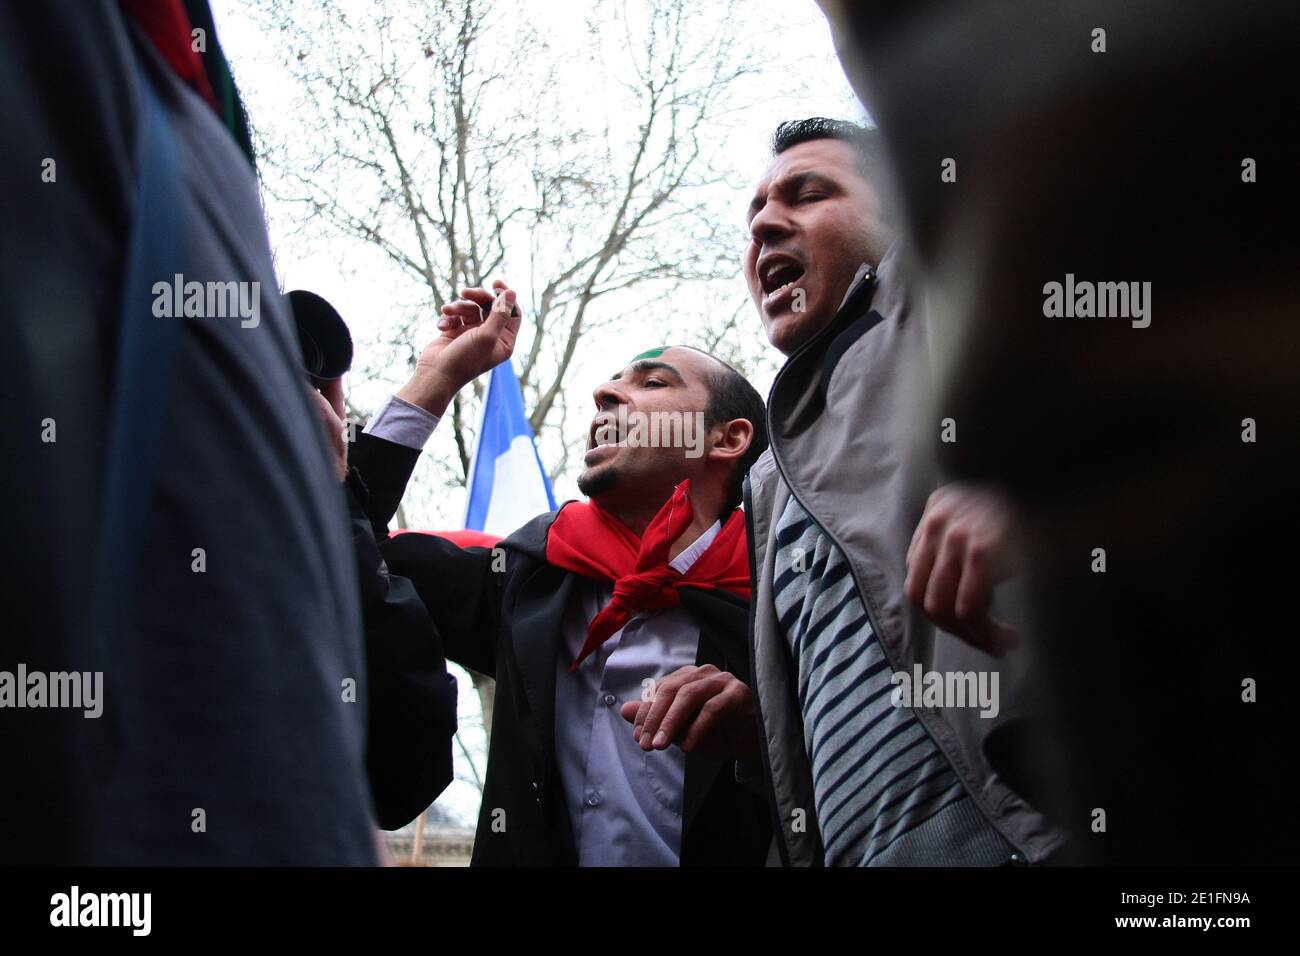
left=743, top=473, right=790, bottom=867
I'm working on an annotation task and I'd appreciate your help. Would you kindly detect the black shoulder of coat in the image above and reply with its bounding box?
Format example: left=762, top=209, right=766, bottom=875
left=495, top=505, right=567, bottom=562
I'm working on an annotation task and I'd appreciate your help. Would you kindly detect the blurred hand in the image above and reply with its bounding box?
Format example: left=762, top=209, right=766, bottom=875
left=619, top=664, right=759, bottom=762
left=397, top=280, right=522, bottom=417
left=309, top=377, right=348, bottom=481
left=905, top=483, right=1020, bottom=656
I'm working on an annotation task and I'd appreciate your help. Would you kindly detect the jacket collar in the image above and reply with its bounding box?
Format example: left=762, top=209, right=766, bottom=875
left=818, top=267, right=883, bottom=402
left=768, top=256, right=883, bottom=438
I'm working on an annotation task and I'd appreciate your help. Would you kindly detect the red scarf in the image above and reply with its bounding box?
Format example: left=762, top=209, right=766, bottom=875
left=121, top=0, right=218, bottom=109
left=546, top=481, right=750, bottom=671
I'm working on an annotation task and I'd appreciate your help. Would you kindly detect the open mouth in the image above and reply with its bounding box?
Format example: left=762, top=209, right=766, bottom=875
left=586, top=414, right=625, bottom=454
left=758, top=254, right=806, bottom=308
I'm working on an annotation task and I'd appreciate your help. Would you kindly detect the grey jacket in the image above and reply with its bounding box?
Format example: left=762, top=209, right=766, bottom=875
left=743, top=246, right=1067, bottom=866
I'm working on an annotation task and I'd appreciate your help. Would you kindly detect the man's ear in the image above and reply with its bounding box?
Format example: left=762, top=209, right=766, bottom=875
left=707, top=417, right=754, bottom=466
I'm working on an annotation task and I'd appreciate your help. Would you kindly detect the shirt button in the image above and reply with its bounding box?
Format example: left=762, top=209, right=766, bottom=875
left=586, top=793, right=601, bottom=808
left=603, top=694, right=617, bottom=706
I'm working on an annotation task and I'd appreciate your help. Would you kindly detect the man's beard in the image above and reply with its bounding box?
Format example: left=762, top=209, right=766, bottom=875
left=577, top=463, right=618, bottom=499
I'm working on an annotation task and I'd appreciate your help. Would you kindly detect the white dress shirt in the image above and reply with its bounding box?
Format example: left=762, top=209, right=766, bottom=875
left=365, top=394, right=718, bottom=865
left=364, top=394, right=440, bottom=449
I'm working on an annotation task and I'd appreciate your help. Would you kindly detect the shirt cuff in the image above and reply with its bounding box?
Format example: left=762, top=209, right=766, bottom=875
left=364, top=395, right=440, bottom=450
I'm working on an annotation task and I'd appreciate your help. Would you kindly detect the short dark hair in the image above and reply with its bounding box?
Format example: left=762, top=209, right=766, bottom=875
left=697, top=354, right=769, bottom=512
left=772, top=117, right=884, bottom=183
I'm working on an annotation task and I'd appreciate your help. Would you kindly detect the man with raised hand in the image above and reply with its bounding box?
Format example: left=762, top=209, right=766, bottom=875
left=348, top=281, right=772, bottom=866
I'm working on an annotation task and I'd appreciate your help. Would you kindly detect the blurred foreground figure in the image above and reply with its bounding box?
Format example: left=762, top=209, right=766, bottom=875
left=0, top=1, right=452, bottom=863
left=817, top=0, right=1300, bottom=862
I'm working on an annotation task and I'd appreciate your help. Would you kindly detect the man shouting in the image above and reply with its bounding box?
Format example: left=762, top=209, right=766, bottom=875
left=739, top=120, right=1064, bottom=867
left=350, top=282, right=772, bottom=866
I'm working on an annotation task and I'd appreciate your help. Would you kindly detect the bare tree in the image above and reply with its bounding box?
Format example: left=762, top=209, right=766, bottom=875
left=248, top=0, right=756, bottom=466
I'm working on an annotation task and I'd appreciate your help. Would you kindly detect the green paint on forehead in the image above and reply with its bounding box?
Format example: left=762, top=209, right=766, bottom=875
left=630, top=346, right=668, bottom=362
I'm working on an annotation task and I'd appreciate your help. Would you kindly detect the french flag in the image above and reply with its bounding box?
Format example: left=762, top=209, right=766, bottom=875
left=463, top=360, right=557, bottom=536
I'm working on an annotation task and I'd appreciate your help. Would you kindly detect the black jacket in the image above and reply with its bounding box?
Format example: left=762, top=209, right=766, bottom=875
left=345, top=471, right=458, bottom=829
left=352, top=431, right=771, bottom=866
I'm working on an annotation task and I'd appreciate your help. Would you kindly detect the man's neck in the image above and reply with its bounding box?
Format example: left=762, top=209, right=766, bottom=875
left=600, top=485, right=728, bottom=560
left=666, top=508, right=720, bottom=562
